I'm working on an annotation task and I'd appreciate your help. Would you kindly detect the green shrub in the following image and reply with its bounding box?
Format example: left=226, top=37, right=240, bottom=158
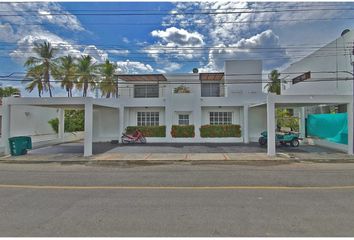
left=171, top=125, right=195, bottom=138
left=48, top=118, right=59, bottom=133
left=64, top=110, right=84, bottom=132
left=48, top=110, right=84, bottom=133
left=200, top=124, right=241, bottom=138
left=126, top=125, right=166, bottom=137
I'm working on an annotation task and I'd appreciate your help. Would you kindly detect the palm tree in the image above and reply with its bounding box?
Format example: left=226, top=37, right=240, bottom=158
left=98, top=59, right=118, bottom=98
left=23, top=66, right=44, bottom=97
left=76, top=55, right=97, bottom=97
left=53, top=55, right=77, bottom=97
left=0, top=86, right=20, bottom=97
left=24, top=41, right=58, bottom=97
left=264, top=69, right=281, bottom=95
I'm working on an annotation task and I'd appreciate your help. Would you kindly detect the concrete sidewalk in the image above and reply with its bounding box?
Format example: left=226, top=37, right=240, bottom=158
left=0, top=152, right=288, bottom=163
left=1, top=151, right=354, bottom=164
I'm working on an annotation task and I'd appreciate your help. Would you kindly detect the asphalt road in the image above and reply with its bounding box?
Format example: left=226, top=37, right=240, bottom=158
left=1, top=162, right=354, bottom=237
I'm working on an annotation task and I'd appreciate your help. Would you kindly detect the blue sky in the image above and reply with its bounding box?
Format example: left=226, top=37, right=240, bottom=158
left=1, top=1, right=354, bottom=96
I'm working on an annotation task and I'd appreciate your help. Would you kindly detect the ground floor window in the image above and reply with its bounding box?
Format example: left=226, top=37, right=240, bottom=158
left=178, top=114, right=189, bottom=125
left=137, top=112, right=159, bottom=126
left=209, top=112, right=232, bottom=125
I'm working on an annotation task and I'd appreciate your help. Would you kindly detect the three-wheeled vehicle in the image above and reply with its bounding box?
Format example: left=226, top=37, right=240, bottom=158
left=258, top=128, right=301, bottom=147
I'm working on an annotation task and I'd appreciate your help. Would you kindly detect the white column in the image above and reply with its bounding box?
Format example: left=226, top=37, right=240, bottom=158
left=299, top=107, right=306, bottom=139
left=194, top=106, right=202, bottom=141
left=1, top=101, right=11, bottom=155
left=347, top=101, right=353, bottom=155
left=58, top=108, right=65, bottom=141
left=84, top=101, right=93, bottom=157
left=243, top=105, right=249, bottom=143
left=118, top=107, right=125, bottom=141
left=267, top=95, right=276, bottom=156
left=164, top=106, right=173, bottom=142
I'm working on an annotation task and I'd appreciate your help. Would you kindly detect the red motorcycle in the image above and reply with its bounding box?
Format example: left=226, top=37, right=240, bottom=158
left=121, top=130, right=147, bottom=144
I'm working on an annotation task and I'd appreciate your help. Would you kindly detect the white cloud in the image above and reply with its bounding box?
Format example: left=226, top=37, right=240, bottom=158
left=161, top=2, right=352, bottom=71
left=107, top=49, right=130, bottom=56
left=151, top=27, right=204, bottom=46
left=200, top=30, right=290, bottom=72
left=82, top=45, right=108, bottom=63
left=9, top=31, right=81, bottom=64
left=163, top=62, right=182, bottom=72
left=145, top=27, right=205, bottom=69
left=122, top=37, right=130, bottom=44
left=1, top=2, right=84, bottom=32
left=116, top=60, right=154, bottom=74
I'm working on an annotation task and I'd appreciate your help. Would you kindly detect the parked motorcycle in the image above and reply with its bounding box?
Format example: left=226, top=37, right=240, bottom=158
left=121, top=130, right=147, bottom=144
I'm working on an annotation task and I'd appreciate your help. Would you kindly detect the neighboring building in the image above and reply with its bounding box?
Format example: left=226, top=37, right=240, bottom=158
left=281, top=29, right=354, bottom=114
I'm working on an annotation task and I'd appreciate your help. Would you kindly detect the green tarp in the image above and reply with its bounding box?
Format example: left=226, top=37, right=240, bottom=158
left=307, top=113, right=348, bottom=145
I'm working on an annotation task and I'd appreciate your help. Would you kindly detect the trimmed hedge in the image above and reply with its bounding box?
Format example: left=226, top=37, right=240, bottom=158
left=126, top=126, right=166, bottom=137
left=200, top=124, right=241, bottom=138
left=171, top=125, right=195, bottom=138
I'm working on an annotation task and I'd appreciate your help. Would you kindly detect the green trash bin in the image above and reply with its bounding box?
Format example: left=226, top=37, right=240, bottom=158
left=8, top=136, right=32, bottom=156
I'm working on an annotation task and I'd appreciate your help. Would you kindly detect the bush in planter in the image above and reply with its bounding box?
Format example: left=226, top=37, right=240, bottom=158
left=200, top=124, right=241, bottom=138
left=171, top=125, right=195, bottom=138
left=126, top=126, right=166, bottom=137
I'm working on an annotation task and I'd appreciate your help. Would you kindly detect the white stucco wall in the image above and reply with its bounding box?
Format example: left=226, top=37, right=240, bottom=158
left=93, top=107, right=119, bottom=142
left=9, top=105, right=58, bottom=137
left=249, top=105, right=267, bottom=142
left=281, top=30, right=354, bottom=96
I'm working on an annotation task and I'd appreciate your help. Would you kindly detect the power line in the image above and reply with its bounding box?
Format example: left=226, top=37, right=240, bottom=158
left=6, top=16, right=354, bottom=26
left=2, top=77, right=354, bottom=85
left=0, top=3, right=352, bottom=12
left=3, top=7, right=354, bottom=17
left=0, top=53, right=351, bottom=63
left=1, top=41, right=352, bottom=49
left=1, top=70, right=352, bottom=78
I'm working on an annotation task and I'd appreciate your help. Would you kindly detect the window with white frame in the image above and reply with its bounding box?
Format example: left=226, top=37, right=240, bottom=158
left=178, top=114, right=189, bottom=125
left=209, top=112, right=232, bottom=125
left=137, top=112, right=159, bottom=126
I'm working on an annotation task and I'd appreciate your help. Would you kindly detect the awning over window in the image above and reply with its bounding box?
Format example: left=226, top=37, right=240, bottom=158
left=199, top=72, right=224, bottom=81
left=117, top=74, right=167, bottom=82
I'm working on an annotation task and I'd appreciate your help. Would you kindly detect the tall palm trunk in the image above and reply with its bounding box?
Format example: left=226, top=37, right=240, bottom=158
left=44, top=60, right=52, bottom=97
left=83, top=80, right=88, bottom=97
left=115, top=82, right=119, bottom=98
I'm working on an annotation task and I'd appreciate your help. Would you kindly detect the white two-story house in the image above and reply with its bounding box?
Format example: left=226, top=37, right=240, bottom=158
left=113, top=59, right=267, bottom=143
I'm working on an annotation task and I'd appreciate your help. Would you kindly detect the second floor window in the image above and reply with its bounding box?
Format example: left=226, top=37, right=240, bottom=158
left=201, top=83, right=220, bottom=97
left=134, top=84, right=159, bottom=98
left=137, top=112, right=159, bottom=126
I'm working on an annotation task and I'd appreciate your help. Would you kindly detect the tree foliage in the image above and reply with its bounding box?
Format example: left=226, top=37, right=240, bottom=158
left=0, top=86, right=20, bottom=97
left=48, top=110, right=84, bottom=133
left=265, top=69, right=281, bottom=95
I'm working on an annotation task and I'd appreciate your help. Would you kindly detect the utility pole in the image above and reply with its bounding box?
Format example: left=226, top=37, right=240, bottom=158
left=352, top=41, right=354, bottom=154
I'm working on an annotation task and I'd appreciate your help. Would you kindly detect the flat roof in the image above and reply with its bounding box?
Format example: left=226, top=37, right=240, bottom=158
left=199, top=72, right=224, bottom=81
left=117, top=74, right=167, bottom=82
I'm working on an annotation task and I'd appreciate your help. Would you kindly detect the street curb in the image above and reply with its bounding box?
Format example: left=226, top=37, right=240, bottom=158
left=0, top=159, right=298, bottom=165
left=2, top=158, right=354, bottom=165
